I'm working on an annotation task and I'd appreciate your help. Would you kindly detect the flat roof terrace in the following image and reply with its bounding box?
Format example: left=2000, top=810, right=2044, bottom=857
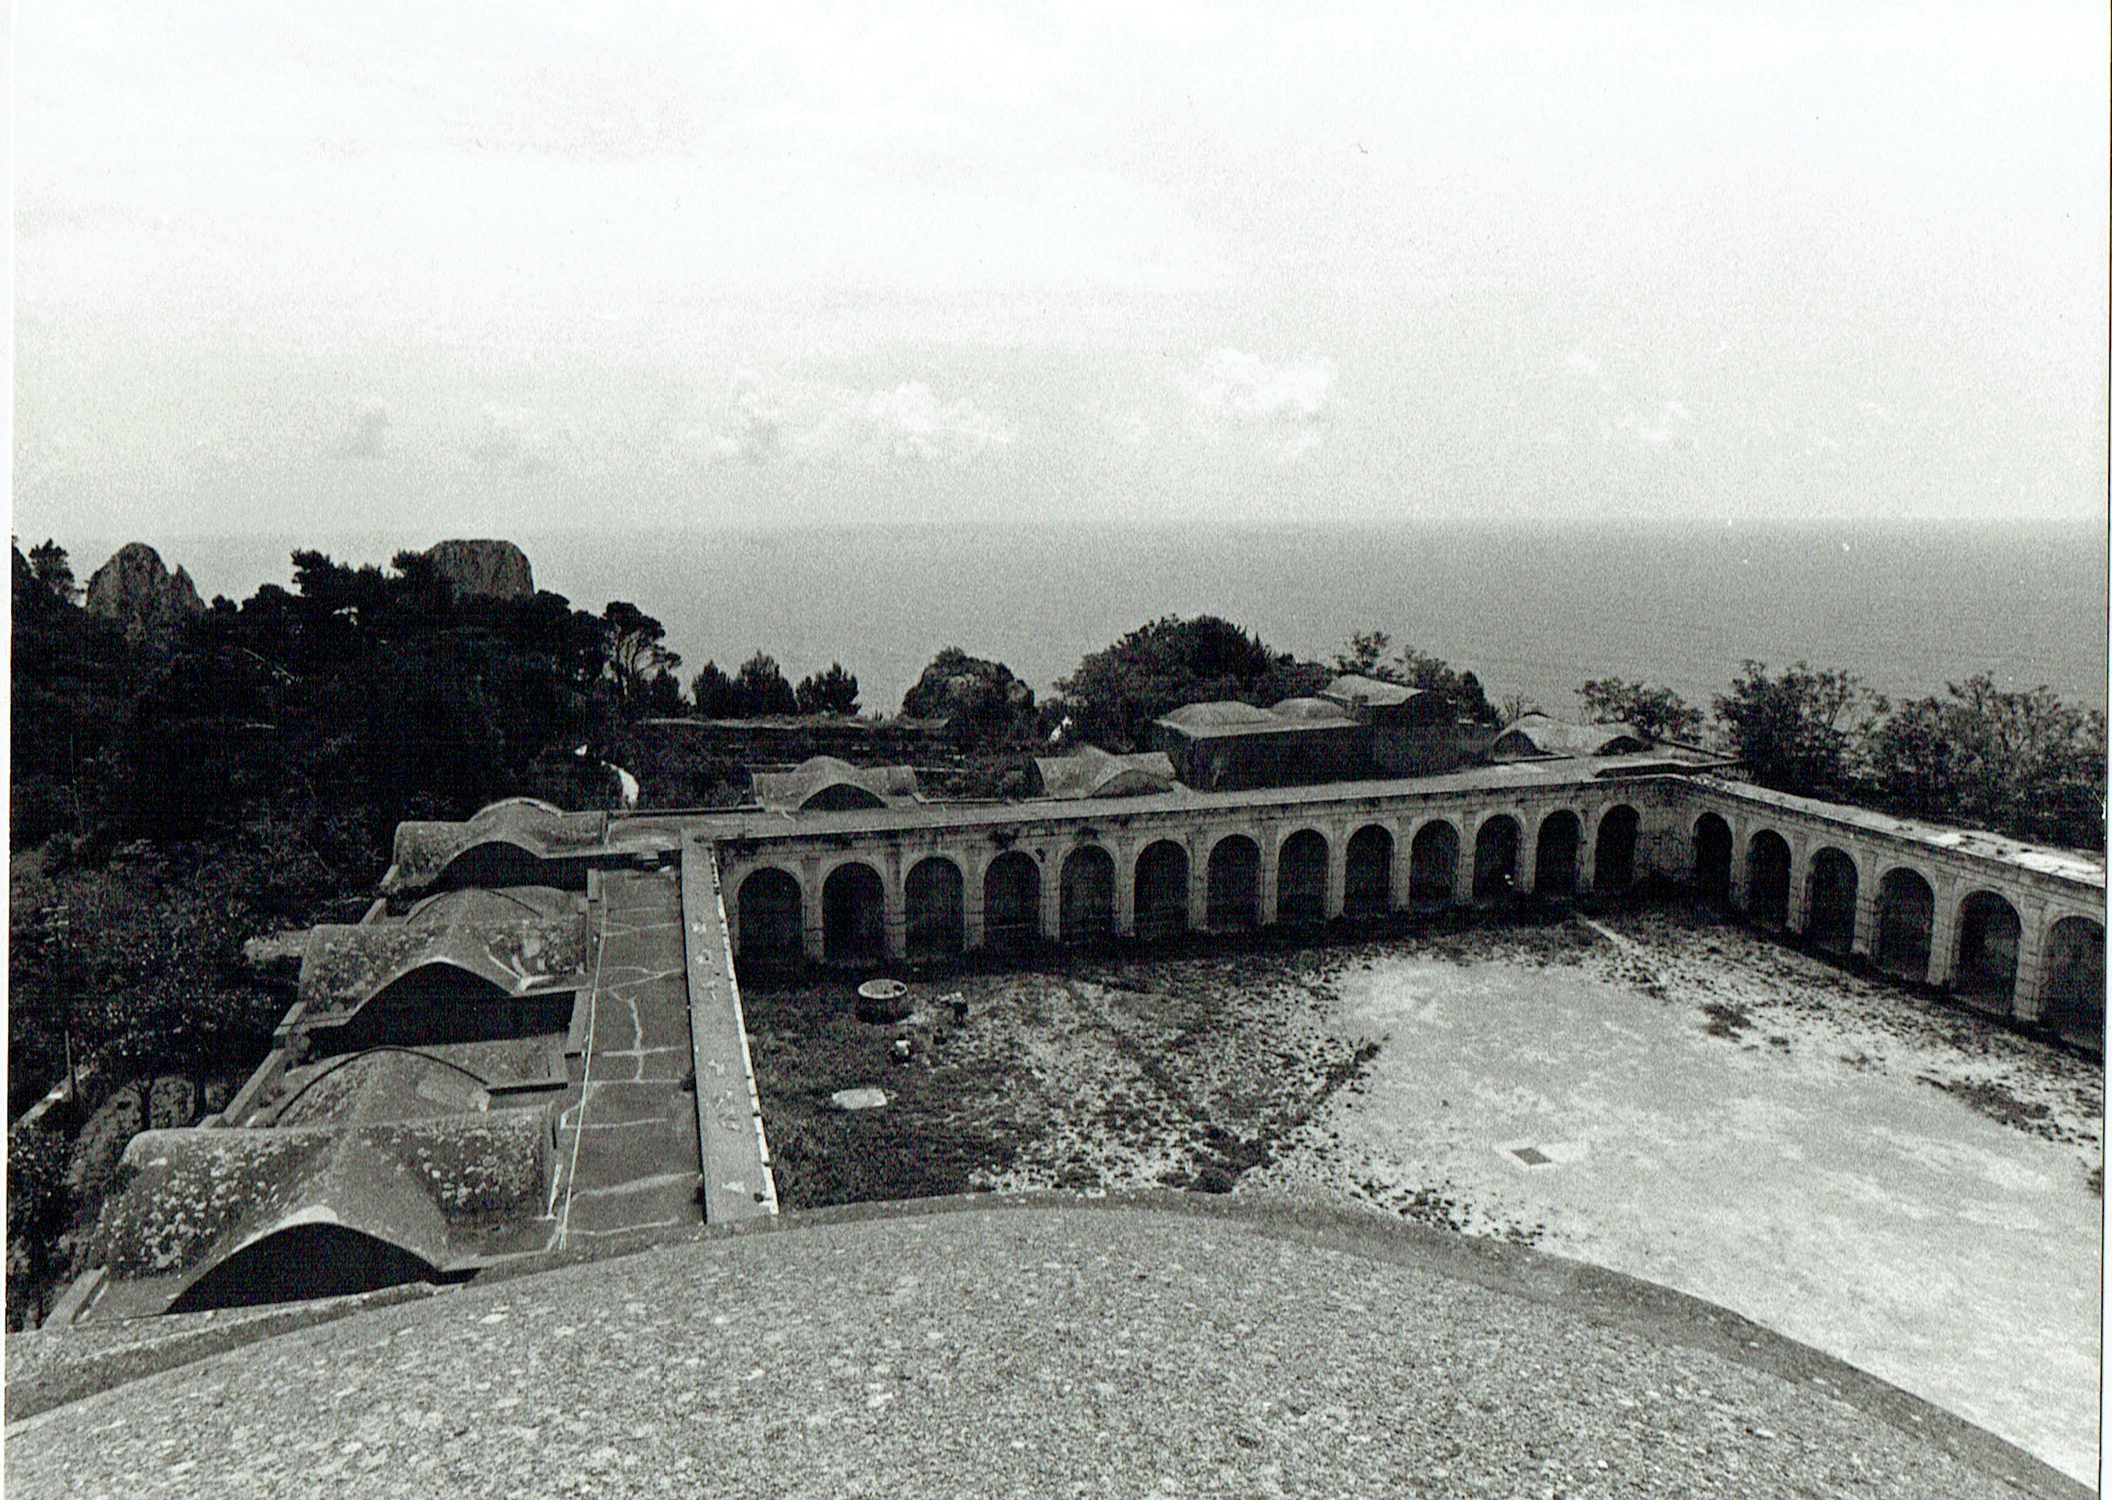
left=624, top=752, right=1713, bottom=843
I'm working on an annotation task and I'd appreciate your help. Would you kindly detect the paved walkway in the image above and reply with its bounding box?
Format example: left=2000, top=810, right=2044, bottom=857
left=4, top=1197, right=2080, bottom=1499
left=551, top=868, right=702, bottom=1251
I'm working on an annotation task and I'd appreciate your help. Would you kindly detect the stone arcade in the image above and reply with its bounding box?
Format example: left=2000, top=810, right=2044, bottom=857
left=60, top=752, right=2104, bottom=1325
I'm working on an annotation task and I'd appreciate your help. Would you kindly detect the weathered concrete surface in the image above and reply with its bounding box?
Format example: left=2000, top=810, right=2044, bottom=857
left=3, top=1198, right=2080, bottom=1498
left=680, top=838, right=776, bottom=1221
left=550, top=869, right=701, bottom=1252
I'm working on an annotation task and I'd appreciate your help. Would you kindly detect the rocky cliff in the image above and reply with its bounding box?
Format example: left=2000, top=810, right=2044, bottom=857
left=422, top=540, right=535, bottom=600
left=83, top=543, right=206, bottom=640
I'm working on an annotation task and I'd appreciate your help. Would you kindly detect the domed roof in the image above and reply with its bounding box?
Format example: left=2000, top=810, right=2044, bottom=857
left=1161, top=701, right=1280, bottom=729
left=1270, top=697, right=1350, bottom=721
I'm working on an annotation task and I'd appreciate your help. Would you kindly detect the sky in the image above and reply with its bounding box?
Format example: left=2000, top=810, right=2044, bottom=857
left=13, top=1, right=2109, bottom=542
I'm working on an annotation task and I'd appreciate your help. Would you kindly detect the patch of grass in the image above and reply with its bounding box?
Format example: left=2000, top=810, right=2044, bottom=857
left=1701, top=1002, right=1754, bottom=1040
left=1917, top=1076, right=2056, bottom=1136
left=744, top=983, right=1024, bottom=1210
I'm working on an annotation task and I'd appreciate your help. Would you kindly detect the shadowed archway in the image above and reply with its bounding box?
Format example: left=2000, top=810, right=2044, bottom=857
left=1134, top=840, right=1190, bottom=942
left=1060, top=846, right=1116, bottom=947
left=822, top=862, right=886, bottom=965
left=904, top=857, right=964, bottom=963
left=1746, top=830, right=1792, bottom=928
left=1693, top=815, right=1732, bottom=907
left=1409, top=821, right=1459, bottom=908
left=1533, top=811, right=1580, bottom=898
left=1952, top=891, right=2021, bottom=1009
left=1206, top=835, right=1261, bottom=930
left=168, top=1224, right=444, bottom=1314
left=982, top=850, right=1042, bottom=953
left=737, top=867, right=803, bottom=963
left=1473, top=816, right=1520, bottom=902
left=1344, top=825, right=1393, bottom=917
left=1805, top=848, right=1857, bottom=953
left=1592, top=805, right=1639, bottom=893
left=1875, top=867, right=1935, bottom=981
left=2040, top=916, right=2105, bottom=1048
left=1276, top=830, right=1329, bottom=924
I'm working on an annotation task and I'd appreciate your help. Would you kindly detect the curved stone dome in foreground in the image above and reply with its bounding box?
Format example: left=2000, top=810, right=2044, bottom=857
left=4, top=1196, right=2076, bottom=1499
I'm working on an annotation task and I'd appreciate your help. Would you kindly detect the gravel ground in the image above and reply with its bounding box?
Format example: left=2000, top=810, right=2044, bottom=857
left=1243, top=909, right=2102, bottom=1482
left=3, top=1199, right=2074, bottom=1499
left=745, top=909, right=2101, bottom=1483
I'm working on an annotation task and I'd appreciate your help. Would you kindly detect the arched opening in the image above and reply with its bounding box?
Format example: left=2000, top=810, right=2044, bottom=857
left=440, top=841, right=565, bottom=892
left=1060, top=846, right=1116, bottom=947
left=1206, top=835, right=1261, bottom=930
left=2040, top=917, right=2105, bottom=1048
left=982, top=850, right=1042, bottom=953
left=1693, top=814, right=1732, bottom=906
left=800, top=782, right=887, bottom=812
left=737, top=868, right=804, bottom=964
left=1875, top=867, right=1935, bottom=981
left=1805, top=848, right=1858, bottom=953
left=1745, top=830, right=1792, bottom=927
left=1593, top=805, right=1639, bottom=893
left=822, top=861, right=887, bottom=966
left=1276, top=830, right=1329, bottom=924
left=1533, top=811, right=1581, bottom=898
left=167, top=1223, right=443, bottom=1314
left=1134, top=840, right=1190, bottom=942
left=904, top=858, right=964, bottom=963
left=1409, top=821, right=1459, bottom=908
left=318, top=966, right=574, bottom=1055
left=1345, top=825, right=1393, bottom=917
left=1473, top=816, right=1520, bottom=902
left=1952, top=891, right=2021, bottom=1008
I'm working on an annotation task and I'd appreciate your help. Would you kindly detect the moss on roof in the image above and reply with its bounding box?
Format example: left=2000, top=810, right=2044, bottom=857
left=383, top=800, right=611, bottom=893
left=298, top=888, right=588, bottom=1013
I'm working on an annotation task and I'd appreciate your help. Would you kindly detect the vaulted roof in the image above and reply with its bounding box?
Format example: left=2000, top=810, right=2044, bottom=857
left=382, top=799, right=611, bottom=894
left=91, top=1048, right=557, bottom=1320
left=1033, top=747, right=1179, bottom=799
left=749, top=756, right=920, bottom=813
left=1491, top=714, right=1650, bottom=760
left=297, top=886, right=587, bottom=1018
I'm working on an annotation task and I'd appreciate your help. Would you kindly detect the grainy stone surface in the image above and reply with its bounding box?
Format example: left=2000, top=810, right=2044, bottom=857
left=420, top=540, right=533, bottom=601
left=5, top=1201, right=2072, bottom=1499
left=82, top=542, right=205, bottom=638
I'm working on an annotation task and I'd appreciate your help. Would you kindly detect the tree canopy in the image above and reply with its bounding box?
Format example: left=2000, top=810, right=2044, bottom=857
left=795, top=663, right=861, bottom=717
left=901, top=647, right=1037, bottom=748
left=1864, top=675, right=2104, bottom=851
left=1577, top=677, right=1704, bottom=743
left=1055, top=616, right=1329, bottom=751
left=1333, top=630, right=1498, bottom=725
left=1713, top=660, right=1885, bottom=798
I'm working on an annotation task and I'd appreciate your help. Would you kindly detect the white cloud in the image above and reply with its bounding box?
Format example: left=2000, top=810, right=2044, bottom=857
left=1563, top=347, right=1608, bottom=390
left=668, top=376, right=1015, bottom=467
left=1183, top=348, right=1335, bottom=462
left=862, top=382, right=1016, bottom=460
left=1187, top=348, right=1335, bottom=420
left=330, top=398, right=390, bottom=458
left=1617, top=400, right=1697, bottom=449
left=711, top=378, right=785, bottom=465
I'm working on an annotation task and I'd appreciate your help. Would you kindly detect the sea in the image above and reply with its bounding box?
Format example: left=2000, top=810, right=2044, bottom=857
left=75, top=520, right=2109, bottom=721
